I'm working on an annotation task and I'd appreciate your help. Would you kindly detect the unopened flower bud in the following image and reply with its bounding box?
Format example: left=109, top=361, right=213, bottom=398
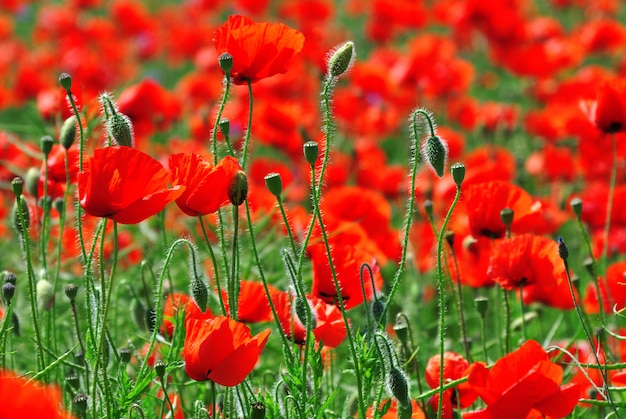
left=58, top=73, right=72, bottom=91
left=60, top=115, right=77, bottom=150
left=53, top=197, right=64, bottom=215
left=370, top=297, right=386, bottom=325
left=190, top=274, right=209, bottom=314
left=303, top=141, right=319, bottom=166
left=3, top=271, right=16, bottom=285
left=218, top=118, right=230, bottom=138
left=387, top=367, right=411, bottom=408
left=422, top=135, right=448, bottom=178
left=12, top=196, right=30, bottom=233
left=11, top=177, right=23, bottom=198
left=107, top=112, right=134, bottom=147
left=423, top=200, right=433, bottom=219
left=327, top=41, right=355, bottom=77
left=264, top=172, right=283, bottom=199
left=228, top=171, right=248, bottom=206
left=64, top=283, right=78, bottom=302
left=36, top=279, right=54, bottom=311
left=475, top=296, right=489, bottom=318
left=218, top=52, right=233, bottom=77
left=451, top=162, right=465, bottom=187
left=500, top=208, right=514, bottom=228
left=250, top=401, right=266, bottom=419
left=2, top=282, right=15, bottom=304
left=294, top=296, right=316, bottom=330
left=558, top=237, right=569, bottom=261
left=570, top=198, right=582, bottom=218
left=40, top=135, right=54, bottom=157
left=119, top=347, right=132, bottom=364
left=24, top=168, right=40, bottom=198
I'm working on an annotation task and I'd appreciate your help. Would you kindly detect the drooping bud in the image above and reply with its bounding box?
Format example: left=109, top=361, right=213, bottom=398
left=570, top=198, right=582, bottom=218
left=228, top=171, right=248, bottom=206
left=264, top=172, right=283, bottom=199
left=387, top=367, right=411, bottom=408
left=12, top=196, right=30, bottom=233
left=422, top=135, right=448, bottom=178
left=58, top=73, right=72, bottom=91
left=190, top=274, right=209, bottom=314
left=40, top=135, right=54, bottom=157
left=2, top=282, right=15, bottom=305
left=100, top=93, right=134, bottom=147
left=218, top=52, right=233, bottom=77
left=370, top=297, right=386, bottom=326
left=451, top=162, right=466, bottom=187
left=327, top=41, right=355, bottom=77
left=303, top=141, right=319, bottom=166
left=218, top=118, right=230, bottom=138
left=60, top=115, right=77, bottom=150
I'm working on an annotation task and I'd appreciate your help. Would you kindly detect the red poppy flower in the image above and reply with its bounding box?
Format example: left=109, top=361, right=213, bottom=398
left=308, top=241, right=383, bottom=310
left=169, top=153, right=242, bottom=216
left=465, top=340, right=581, bottom=419
left=78, top=146, right=184, bottom=224
left=581, top=80, right=626, bottom=134
left=488, top=234, right=576, bottom=309
left=424, top=352, right=478, bottom=418
left=583, top=260, right=626, bottom=314
left=184, top=316, right=270, bottom=386
left=222, top=280, right=280, bottom=324
left=0, top=369, right=75, bottom=418
left=213, top=15, right=305, bottom=84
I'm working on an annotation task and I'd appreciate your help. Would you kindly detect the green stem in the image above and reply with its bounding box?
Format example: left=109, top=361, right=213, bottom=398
left=230, top=205, right=240, bottom=319
left=198, top=216, right=227, bottom=316
left=600, top=133, right=617, bottom=274
left=211, top=77, right=232, bottom=165
left=519, top=283, right=527, bottom=341
left=502, top=288, right=511, bottom=354
left=435, top=185, right=462, bottom=419
left=241, top=79, right=254, bottom=170
left=314, top=75, right=336, bottom=203
left=277, top=196, right=298, bottom=258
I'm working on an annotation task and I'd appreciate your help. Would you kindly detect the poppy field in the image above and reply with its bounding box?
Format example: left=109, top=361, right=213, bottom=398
left=2, top=0, right=626, bottom=418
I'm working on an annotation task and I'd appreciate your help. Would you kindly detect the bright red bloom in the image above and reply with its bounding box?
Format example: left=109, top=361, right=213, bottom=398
left=0, top=369, right=75, bottom=418
left=465, top=340, right=581, bottom=419
left=222, top=280, right=280, bottom=324
left=488, top=234, right=575, bottom=309
left=583, top=260, right=626, bottom=314
left=169, top=153, right=242, bottom=216
left=78, top=146, right=183, bottom=224
left=581, top=80, right=626, bottom=134
left=184, top=316, right=270, bottom=386
left=424, top=352, right=478, bottom=418
left=213, top=15, right=305, bottom=84
left=308, top=241, right=383, bottom=310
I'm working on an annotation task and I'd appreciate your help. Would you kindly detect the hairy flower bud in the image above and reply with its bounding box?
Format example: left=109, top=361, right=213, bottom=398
left=228, top=171, right=248, bottom=206
left=60, top=115, right=77, bottom=150
left=327, top=41, right=355, bottom=77
left=387, top=367, right=411, bottom=408
left=422, top=135, right=448, bottom=178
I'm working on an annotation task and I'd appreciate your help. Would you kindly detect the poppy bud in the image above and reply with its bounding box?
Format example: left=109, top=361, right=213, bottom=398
left=12, top=196, right=30, bottom=233
left=327, top=41, right=355, bottom=77
left=570, top=198, right=582, bottom=218
left=64, top=283, right=78, bottom=302
left=422, top=135, right=448, bottom=178
left=228, top=170, right=248, bottom=206
left=107, top=112, right=134, bottom=147
left=40, top=135, right=54, bottom=157
left=250, top=401, right=266, bottom=419
left=387, top=367, right=411, bottom=408
left=2, top=282, right=15, bottom=305
left=219, top=118, right=230, bottom=138
left=73, top=393, right=88, bottom=415
left=393, top=314, right=410, bottom=347
left=37, top=278, right=54, bottom=311
left=11, top=177, right=23, bottom=198
left=60, top=115, right=77, bottom=150
left=190, top=274, right=209, bottom=314
left=370, top=297, right=386, bottom=326
left=154, top=359, right=166, bottom=380
left=264, top=172, right=283, bottom=199
left=219, top=52, right=233, bottom=77
left=24, top=168, right=39, bottom=198
left=303, top=141, right=319, bottom=166
left=557, top=237, right=569, bottom=261
left=58, top=73, right=72, bottom=91
left=295, top=295, right=316, bottom=330
left=423, top=200, right=433, bottom=219
left=500, top=208, right=514, bottom=228
left=475, top=296, right=489, bottom=318
left=451, top=162, right=465, bottom=187
left=119, top=347, right=132, bottom=364
left=53, top=197, right=64, bottom=215
left=3, top=271, right=16, bottom=285
left=65, top=373, right=80, bottom=392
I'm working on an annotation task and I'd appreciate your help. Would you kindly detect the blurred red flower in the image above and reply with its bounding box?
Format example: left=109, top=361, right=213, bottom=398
left=169, top=153, right=242, bottom=216
left=213, top=15, right=305, bottom=84
left=78, top=146, right=183, bottom=224
left=424, top=352, right=478, bottom=418
left=581, top=80, right=626, bottom=134
left=184, top=316, right=270, bottom=386
left=0, top=370, right=75, bottom=418
left=465, top=340, right=581, bottom=419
